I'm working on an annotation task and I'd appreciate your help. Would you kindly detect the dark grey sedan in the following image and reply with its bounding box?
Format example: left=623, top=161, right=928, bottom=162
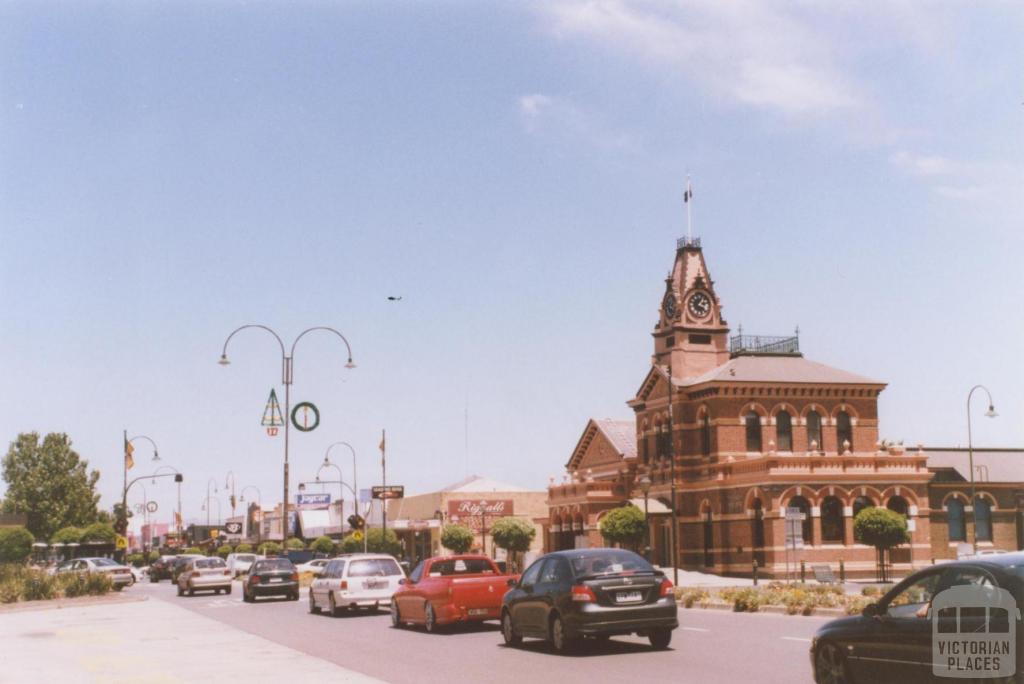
left=501, top=548, right=677, bottom=654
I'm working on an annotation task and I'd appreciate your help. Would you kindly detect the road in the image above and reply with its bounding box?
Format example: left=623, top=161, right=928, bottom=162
left=136, top=580, right=822, bottom=683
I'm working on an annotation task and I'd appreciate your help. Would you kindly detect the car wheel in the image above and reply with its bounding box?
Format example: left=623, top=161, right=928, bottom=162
left=648, top=628, right=672, bottom=650
left=501, top=610, right=522, bottom=646
left=225, top=585, right=232, bottom=595
left=329, top=592, right=340, bottom=617
left=150, top=574, right=157, bottom=583
left=814, top=641, right=852, bottom=684
left=188, top=584, right=194, bottom=597
left=424, top=602, right=438, bottom=633
left=550, top=615, right=576, bottom=654
left=309, top=591, right=320, bottom=614
left=390, top=600, right=403, bottom=628
left=290, top=592, right=299, bottom=602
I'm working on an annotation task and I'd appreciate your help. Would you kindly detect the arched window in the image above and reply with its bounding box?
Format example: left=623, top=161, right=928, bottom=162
left=887, top=496, right=909, bottom=517
left=751, top=498, right=765, bottom=566
left=836, top=411, right=853, bottom=453
left=776, top=411, right=793, bottom=452
left=806, top=411, right=822, bottom=452
left=788, top=495, right=813, bottom=545
left=821, top=496, right=845, bottom=543
left=745, top=412, right=762, bottom=452
left=974, top=497, right=992, bottom=542
left=853, top=496, right=874, bottom=518
left=947, top=499, right=966, bottom=542
left=701, top=413, right=712, bottom=456
left=658, top=424, right=671, bottom=460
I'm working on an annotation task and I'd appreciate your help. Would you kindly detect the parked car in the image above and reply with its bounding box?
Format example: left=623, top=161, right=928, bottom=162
left=149, top=555, right=179, bottom=582
left=811, top=553, right=1024, bottom=683
left=169, top=554, right=205, bottom=584
left=129, top=565, right=145, bottom=584
left=501, top=548, right=677, bottom=653
left=242, top=558, right=299, bottom=602
left=177, top=557, right=233, bottom=597
left=390, top=554, right=515, bottom=632
left=226, top=553, right=259, bottom=577
left=54, top=557, right=134, bottom=590
left=296, top=558, right=330, bottom=577
left=308, top=554, right=404, bottom=616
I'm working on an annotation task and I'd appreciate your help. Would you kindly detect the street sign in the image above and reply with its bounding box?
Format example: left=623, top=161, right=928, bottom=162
left=296, top=492, right=331, bottom=508
left=115, top=535, right=128, bottom=550
left=291, top=401, right=320, bottom=432
left=352, top=531, right=364, bottom=542
left=372, top=485, right=404, bottom=500
left=146, top=501, right=158, bottom=513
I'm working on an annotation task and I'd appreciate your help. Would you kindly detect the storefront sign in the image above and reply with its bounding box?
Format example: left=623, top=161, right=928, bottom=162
left=296, top=493, right=331, bottom=508
left=447, top=499, right=514, bottom=531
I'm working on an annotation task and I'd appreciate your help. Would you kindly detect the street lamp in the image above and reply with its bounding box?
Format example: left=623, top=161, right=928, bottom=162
left=152, top=465, right=183, bottom=538
left=639, top=473, right=652, bottom=561
left=966, top=385, right=998, bottom=554
left=323, top=441, right=363, bottom=552
left=225, top=471, right=237, bottom=517
left=239, top=485, right=262, bottom=546
left=201, top=496, right=222, bottom=526
left=206, top=478, right=219, bottom=528
left=219, top=324, right=356, bottom=545
left=120, top=433, right=160, bottom=552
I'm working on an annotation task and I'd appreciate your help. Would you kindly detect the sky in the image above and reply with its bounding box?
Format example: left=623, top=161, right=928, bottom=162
left=2, top=1, right=1022, bottom=532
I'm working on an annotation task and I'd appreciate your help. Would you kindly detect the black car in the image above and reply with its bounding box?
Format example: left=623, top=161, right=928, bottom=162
left=811, top=553, right=1024, bottom=684
left=149, top=555, right=178, bottom=582
left=501, top=548, right=677, bottom=653
left=243, top=558, right=300, bottom=602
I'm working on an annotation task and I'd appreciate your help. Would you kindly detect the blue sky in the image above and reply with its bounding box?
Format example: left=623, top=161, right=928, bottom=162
left=2, top=1, right=1022, bottom=529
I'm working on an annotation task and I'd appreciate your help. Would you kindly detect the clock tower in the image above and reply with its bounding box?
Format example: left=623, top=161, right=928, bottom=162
left=653, top=237, right=730, bottom=380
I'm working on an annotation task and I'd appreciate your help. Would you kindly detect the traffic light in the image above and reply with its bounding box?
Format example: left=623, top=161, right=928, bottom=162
left=347, top=514, right=365, bottom=531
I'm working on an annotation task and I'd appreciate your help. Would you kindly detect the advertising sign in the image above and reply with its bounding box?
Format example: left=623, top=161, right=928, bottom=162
left=447, top=499, right=514, bottom=532
left=224, top=521, right=243, bottom=537
left=296, top=492, right=332, bottom=509
left=372, top=485, right=405, bottom=500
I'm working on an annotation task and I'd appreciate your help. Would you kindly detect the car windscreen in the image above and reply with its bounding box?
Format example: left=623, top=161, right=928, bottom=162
left=348, top=558, right=402, bottom=577
left=255, top=559, right=294, bottom=572
left=428, top=559, right=495, bottom=576
left=196, top=558, right=225, bottom=569
left=234, top=555, right=256, bottom=563
left=92, top=558, right=119, bottom=567
left=567, top=550, right=655, bottom=579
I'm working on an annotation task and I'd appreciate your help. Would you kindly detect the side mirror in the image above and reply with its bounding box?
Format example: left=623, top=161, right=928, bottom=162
left=862, top=603, right=880, bottom=619
left=398, top=578, right=406, bottom=585
left=506, top=577, right=517, bottom=588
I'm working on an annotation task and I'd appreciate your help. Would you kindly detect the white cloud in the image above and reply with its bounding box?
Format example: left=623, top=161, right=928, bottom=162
left=517, top=92, right=641, bottom=151
left=889, top=151, right=962, bottom=177
left=890, top=150, right=1024, bottom=203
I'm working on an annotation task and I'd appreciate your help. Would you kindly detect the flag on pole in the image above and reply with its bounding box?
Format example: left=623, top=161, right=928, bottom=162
left=379, top=430, right=386, bottom=466
left=124, top=438, right=135, bottom=470
left=683, top=182, right=693, bottom=203
left=174, top=511, right=182, bottom=527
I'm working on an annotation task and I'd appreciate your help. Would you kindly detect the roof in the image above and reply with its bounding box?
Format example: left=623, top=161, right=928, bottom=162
left=595, top=419, right=638, bottom=459
left=924, top=448, right=1024, bottom=484
left=440, top=475, right=530, bottom=493
left=677, top=354, right=882, bottom=387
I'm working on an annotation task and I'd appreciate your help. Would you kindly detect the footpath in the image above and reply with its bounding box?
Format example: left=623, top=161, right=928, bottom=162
left=0, top=596, right=386, bottom=684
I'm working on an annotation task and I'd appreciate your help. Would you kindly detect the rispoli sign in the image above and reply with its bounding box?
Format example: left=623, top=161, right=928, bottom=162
left=296, top=493, right=331, bottom=509
left=447, top=499, right=514, bottom=532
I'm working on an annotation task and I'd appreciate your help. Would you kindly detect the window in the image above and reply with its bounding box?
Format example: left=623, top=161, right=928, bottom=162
left=348, top=558, right=402, bottom=577
left=947, top=499, right=966, bottom=542
left=429, top=558, right=495, bottom=576
left=789, top=496, right=812, bottom=544
left=520, top=559, right=545, bottom=587
left=887, top=496, right=909, bottom=517
left=688, top=334, right=711, bottom=344
left=658, top=425, right=671, bottom=459
left=539, top=558, right=571, bottom=585
left=776, top=411, right=792, bottom=451
left=853, top=496, right=875, bottom=518
left=408, top=561, right=423, bottom=583
left=884, top=571, right=942, bottom=619
left=836, top=411, right=853, bottom=452
left=751, top=499, right=765, bottom=566
left=745, top=412, right=762, bottom=452
left=974, top=497, right=992, bottom=542
left=806, top=411, right=822, bottom=451
left=821, top=496, right=845, bottom=543
left=701, top=413, right=712, bottom=456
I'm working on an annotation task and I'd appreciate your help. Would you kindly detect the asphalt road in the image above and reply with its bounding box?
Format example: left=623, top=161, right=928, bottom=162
left=136, top=580, right=823, bottom=684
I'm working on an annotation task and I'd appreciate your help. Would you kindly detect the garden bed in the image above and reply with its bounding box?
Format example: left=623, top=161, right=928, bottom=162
left=676, top=582, right=875, bottom=617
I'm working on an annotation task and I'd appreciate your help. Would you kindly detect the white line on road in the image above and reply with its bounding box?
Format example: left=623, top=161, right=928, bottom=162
left=681, top=627, right=710, bottom=632
left=781, top=637, right=811, bottom=642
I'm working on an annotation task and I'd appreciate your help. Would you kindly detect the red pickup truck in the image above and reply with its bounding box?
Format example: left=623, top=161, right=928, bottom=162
left=390, top=555, right=515, bottom=633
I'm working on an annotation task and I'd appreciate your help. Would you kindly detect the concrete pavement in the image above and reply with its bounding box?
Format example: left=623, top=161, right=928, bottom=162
left=0, top=593, right=385, bottom=684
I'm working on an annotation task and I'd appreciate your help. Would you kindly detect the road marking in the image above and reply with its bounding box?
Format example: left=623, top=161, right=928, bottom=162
left=782, top=637, right=812, bottom=642
left=681, top=627, right=710, bottom=632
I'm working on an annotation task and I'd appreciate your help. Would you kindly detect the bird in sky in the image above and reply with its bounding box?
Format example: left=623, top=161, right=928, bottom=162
left=387, top=296, right=402, bottom=301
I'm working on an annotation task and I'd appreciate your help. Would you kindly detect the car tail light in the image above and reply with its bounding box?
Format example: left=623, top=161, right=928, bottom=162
left=659, top=578, right=674, bottom=597
left=290, top=572, right=299, bottom=581
left=571, top=585, right=597, bottom=602
left=223, top=569, right=230, bottom=576
left=340, top=580, right=348, bottom=590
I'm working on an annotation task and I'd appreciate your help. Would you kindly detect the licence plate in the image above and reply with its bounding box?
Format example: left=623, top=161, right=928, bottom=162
left=365, top=580, right=385, bottom=589
left=468, top=608, right=489, bottom=616
left=268, top=577, right=283, bottom=583
left=616, top=591, right=643, bottom=603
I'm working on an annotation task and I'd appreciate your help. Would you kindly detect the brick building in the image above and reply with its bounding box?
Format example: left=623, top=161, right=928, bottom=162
left=545, top=237, right=1022, bottom=578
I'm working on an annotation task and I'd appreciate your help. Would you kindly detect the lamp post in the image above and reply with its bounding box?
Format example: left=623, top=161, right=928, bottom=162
left=225, top=471, right=237, bottom=517
left=239, top=486, right=262, bottom=546
left=639, top=473, right=652, bottom=562
left=120, top=433, right=160, bottom=559
left=966, top=385, right=998, bottom=554
left=133, top=483, right=149, bottom=556
left=201, top=496, right=222, bottom=526
left=206, top=478, right=219, bottom=529
left=152, top=465, right=183, bottom=540
left=219, top=324, right=356, bottom=546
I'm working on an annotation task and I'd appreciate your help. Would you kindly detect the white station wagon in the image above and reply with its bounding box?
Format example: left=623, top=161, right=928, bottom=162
left=308, top=554, right=405, bottom=616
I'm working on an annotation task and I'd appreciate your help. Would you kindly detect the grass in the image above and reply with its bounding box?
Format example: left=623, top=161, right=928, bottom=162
left=679, top=582, right=872, bottom=616
left=0, top=564, right=112, bottom=603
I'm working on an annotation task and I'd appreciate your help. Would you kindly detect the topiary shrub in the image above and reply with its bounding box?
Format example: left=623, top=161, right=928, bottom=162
left=258, top=542, right=282, bottom=556
left=309, top=536, right=334, bottom=555
left=0, top=527, right=35, bottom=563
left=80, top=522, right=117, bottom=544
left=339, top=528, right=401, bottom=556
left=598, top=505, right=646, bottom=549
left=216, top=545, right=233, bottom=558
left=234, top=543, right=253, bottom=553
left=284, top=538, right=305, bottom=551
left=146, top=550, right=160, bottom=563
left=183, top=547, right=205, bottom=555
left=490, top=518, right=536, bottom=572
left=440, top=524, right=475, bottom=554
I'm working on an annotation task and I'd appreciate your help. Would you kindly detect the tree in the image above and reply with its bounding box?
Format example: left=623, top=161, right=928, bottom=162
left=1, top=432, right=101, bottom=540
left=284, top=538, right=305, bottom=550
left=599, top=505, right=646, bottom=549
left=490, top=517, right=536, bottom=572
left=441, top=524, right=475, bottom=554
left=51, top=526, right=83, bottom=545
left=81, top=522, right=116, bottom=544
left=234, top=543, right=253, bottom=553
left=183, top=546, right=205, bottom=555
left=216, top=545, right=233, bottom=558
left=854, top=507, right=909, bottom=582
left=0, top=527, right=34, bottom=563
left=340, top=528, right=401, bottom=556
left=310, top=536, right=334, bottom=554
left=258, top=542, right=282, bottom=556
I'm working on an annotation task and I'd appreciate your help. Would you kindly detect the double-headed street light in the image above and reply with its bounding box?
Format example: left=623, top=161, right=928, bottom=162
left=201, top=495, right=222, bottom=526
left=120, top=433, right=160, bottom=544
left=219, top=324, right=355, bottom=546
left=239, top=485, right=263, bottom=546
left=966, top=385, right=998, bottom=554
left=323, top=441, right=365, bottom=552
left=206, top=478, right=219, bottom=528
left=152, top=465, right=183, bottom=537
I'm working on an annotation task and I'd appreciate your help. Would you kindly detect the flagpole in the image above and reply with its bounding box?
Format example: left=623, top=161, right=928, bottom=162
left=381, top=429, right=387, bottom=540
left=685, top=177, right=693, bottom=241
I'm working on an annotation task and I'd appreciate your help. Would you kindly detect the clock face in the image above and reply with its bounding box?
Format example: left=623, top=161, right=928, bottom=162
left=663, top=293, right=677, bottom=318
left=688, top=292, right=712, bottom=318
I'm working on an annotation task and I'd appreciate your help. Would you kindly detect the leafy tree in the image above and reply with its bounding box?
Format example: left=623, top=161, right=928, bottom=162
left=340, top=528, right=401, bottom=556
left=0, top=527, right=34, bottom=563
left=51, top=526, right=83, bottom=545
left=81, top=522, right=116, bottom=544
left=490, top=517, right=536, bottom=572
left=284, top=538, right=305, bottom=550
left=1, top=432, right=100, bottom=540
left=183, top=546, right=205, bottom=555
left=146, top=550, right=160, bottom=563
left=441, top=524, right=475, bottom=554
left=234, top=543, right=253, bottom=553
left=599, top=505, right=646, bottom=549
left=854, top=507, right=909, bottom=582
left=216, top=545, right=233, bottom=558
left=310, top=536, right=334, bottom=554
left=258, top=542, right=282, bottom=555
